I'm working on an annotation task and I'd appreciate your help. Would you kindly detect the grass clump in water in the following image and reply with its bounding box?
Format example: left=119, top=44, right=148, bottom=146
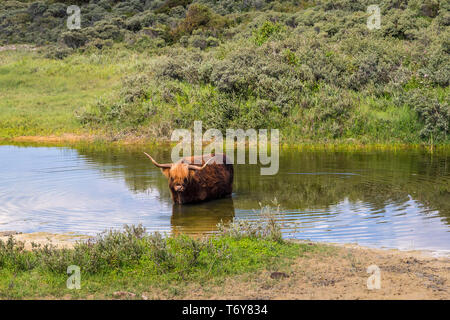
left=217, top=201, right=283, bottom=243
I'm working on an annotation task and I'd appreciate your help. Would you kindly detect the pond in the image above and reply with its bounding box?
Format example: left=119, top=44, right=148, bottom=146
left=0, top=143, right=449, bottom=254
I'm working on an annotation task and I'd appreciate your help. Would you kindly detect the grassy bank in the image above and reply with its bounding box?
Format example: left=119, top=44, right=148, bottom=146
left=0, top=216, right=317, bottom=299
left=0, top=0, right=449, bottom=146
left=0, top=48, right=128, bottom=138
left=1, top=223, right=449, bottom=300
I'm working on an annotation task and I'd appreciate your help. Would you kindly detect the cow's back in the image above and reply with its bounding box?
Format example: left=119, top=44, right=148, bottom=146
left=185, top=153, right=233, bottom=200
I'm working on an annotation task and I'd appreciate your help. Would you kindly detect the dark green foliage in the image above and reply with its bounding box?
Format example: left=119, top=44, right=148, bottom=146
left=125, top=11, right=157, bottom=31
left=113, top=0, right=144, bottom=16
left=81, top=3, right=109, bottom=27
left=398, top=89, right=449, bottom=141
left=169, top=3, right=230, bottom=42
left=1, top=0, right=449, bottom=143
left=0, top=236, right=36, bottom=271
left=155, top=0, right=193, bottom=14
left=45, top=2, right=66, bottom=18
left=252, top=20, right=285, bottom=45
left=41, top=44, right=73, bottom=59
left=0, top=221, right=294, bottom=278
left=62, top=30, right=89, bottom=48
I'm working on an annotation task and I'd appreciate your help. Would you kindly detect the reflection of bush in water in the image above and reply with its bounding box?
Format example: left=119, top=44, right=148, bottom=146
left=75, top=144, right=173, bottom=201
left=233, top=151, right=450, bottom=222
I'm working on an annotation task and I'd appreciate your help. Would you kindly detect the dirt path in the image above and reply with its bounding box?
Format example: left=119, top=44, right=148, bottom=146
left=145, top=243, right=449, bottom=300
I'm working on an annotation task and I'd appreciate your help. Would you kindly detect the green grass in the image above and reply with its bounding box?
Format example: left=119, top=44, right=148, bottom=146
left=0, top=238, right=304, bottom=299
left=0, top=1, right=449, bottom=145
left=0, top=45, right=447, bottom=148
left=0, top=222, right=323, bottom=299
left=0, top=49, right=129, bottom=138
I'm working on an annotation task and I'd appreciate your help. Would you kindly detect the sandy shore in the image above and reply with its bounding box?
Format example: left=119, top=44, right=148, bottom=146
left=174, top=241, right=449, bottom=300
left=0, top=231, right=91, bottom=249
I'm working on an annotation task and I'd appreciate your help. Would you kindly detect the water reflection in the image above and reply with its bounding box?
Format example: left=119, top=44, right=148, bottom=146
left=0, top=143, right=449, bottom=253
left=171, top=197, right=235, bottom=235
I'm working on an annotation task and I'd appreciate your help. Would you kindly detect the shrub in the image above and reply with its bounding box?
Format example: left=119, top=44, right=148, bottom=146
left=27, top=1, right=48, bottom=18
left=218, top=200, right=283, bottom=243
left=155, top=0, right=193, bottom=14
left=0, top=236, right=36, bottom=271
left=189, top=34, right=207, bottom=49
left=92, top=20, right=124, bottom=41
left=0, top=217, right=290, bottom=277
left=120, top=74, right=151, bottom=103
left=62, top=30, right=89, bottom=48
left=45, top=3, right=66, bottom=18
left=41, top=45, right=73, bottom=59
left=113, top=0, right=144, bottom=16
left=210, top=48, right=260, bottom=95
left=2, top=0, right=448, bottom=144
left=252, top=20, right=284, bottom=45
left=81, top=4, right=109, bottom=27
left=399, top=90, right=449, bottom=142
left=418, top=44, right=450, bottom=86
left=169, top=3, right=229, bottom=41
left=382, top=8, right=424, bottom=40
left=170, top=3, right=212, bottom=39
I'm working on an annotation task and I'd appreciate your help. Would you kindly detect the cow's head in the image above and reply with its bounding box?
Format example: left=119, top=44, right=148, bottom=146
left=144, top=152, right=213, bottom=193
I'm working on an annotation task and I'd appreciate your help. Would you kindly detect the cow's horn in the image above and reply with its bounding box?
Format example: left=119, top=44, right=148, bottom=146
left=144, top=152, right=172, bottom=168
left=188, top=157, right=215, bottom=171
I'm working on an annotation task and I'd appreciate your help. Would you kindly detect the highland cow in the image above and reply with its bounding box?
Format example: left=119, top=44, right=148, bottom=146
left=144, top=152, right=233, bottom=204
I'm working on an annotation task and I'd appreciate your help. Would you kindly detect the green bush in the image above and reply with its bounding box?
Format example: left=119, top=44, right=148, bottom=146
left=0, top=219, right=293, bottom=277
left=62, top=30, right=89, bottom=48
left=1, top=0, right=448, bottom=144
left=252, top=20, right=285, bottom=45
left=399, top=90, right=449, bottom=142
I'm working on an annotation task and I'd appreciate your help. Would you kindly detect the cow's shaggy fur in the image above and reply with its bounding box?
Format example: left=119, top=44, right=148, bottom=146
left=159, top=153, right=233, bottom=204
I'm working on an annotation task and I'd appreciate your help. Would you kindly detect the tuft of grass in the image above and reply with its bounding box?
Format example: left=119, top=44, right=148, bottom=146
left=218, top=200, right=283, bottom=243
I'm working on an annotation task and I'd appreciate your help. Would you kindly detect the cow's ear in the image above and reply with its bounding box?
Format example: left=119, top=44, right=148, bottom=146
left=161, top=168, right=170, bottom=178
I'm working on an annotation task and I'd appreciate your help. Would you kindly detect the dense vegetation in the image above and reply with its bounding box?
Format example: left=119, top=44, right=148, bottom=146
left=0, top=218, right=327, bottom=299
left=0, top=0, right=449, bottom=144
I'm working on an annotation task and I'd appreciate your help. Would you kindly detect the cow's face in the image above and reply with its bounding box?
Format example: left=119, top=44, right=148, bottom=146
left=144, top=152, right=214, bottom=193
left=162, top=163, right=192, bottom=193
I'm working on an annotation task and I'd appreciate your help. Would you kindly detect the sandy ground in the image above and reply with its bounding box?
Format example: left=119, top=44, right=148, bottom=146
left=5, top=134, right=92, bottom=144
left=0, top=44, right=36, bottom=52
left=2, top=134, right=155, bottom=146
left=144, top=242, right=450, bottom=300
left=1, top=232, right=448, bottom=299
left=0, top=231, right=90, bottom=249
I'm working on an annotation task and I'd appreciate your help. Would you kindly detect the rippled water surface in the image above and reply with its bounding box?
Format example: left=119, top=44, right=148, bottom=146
left=1, top=144, right=449, bottom=253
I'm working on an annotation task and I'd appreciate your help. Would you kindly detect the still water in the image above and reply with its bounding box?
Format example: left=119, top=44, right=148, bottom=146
left=0, top=144, right=449, bottom=254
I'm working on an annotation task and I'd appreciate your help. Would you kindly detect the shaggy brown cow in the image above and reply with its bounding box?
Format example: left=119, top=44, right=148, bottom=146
left=144, top=152, right=233, bottom=204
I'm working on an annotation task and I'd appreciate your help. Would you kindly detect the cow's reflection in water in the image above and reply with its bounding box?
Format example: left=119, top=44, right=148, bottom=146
left=171, top=197, right=235, bottom=236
